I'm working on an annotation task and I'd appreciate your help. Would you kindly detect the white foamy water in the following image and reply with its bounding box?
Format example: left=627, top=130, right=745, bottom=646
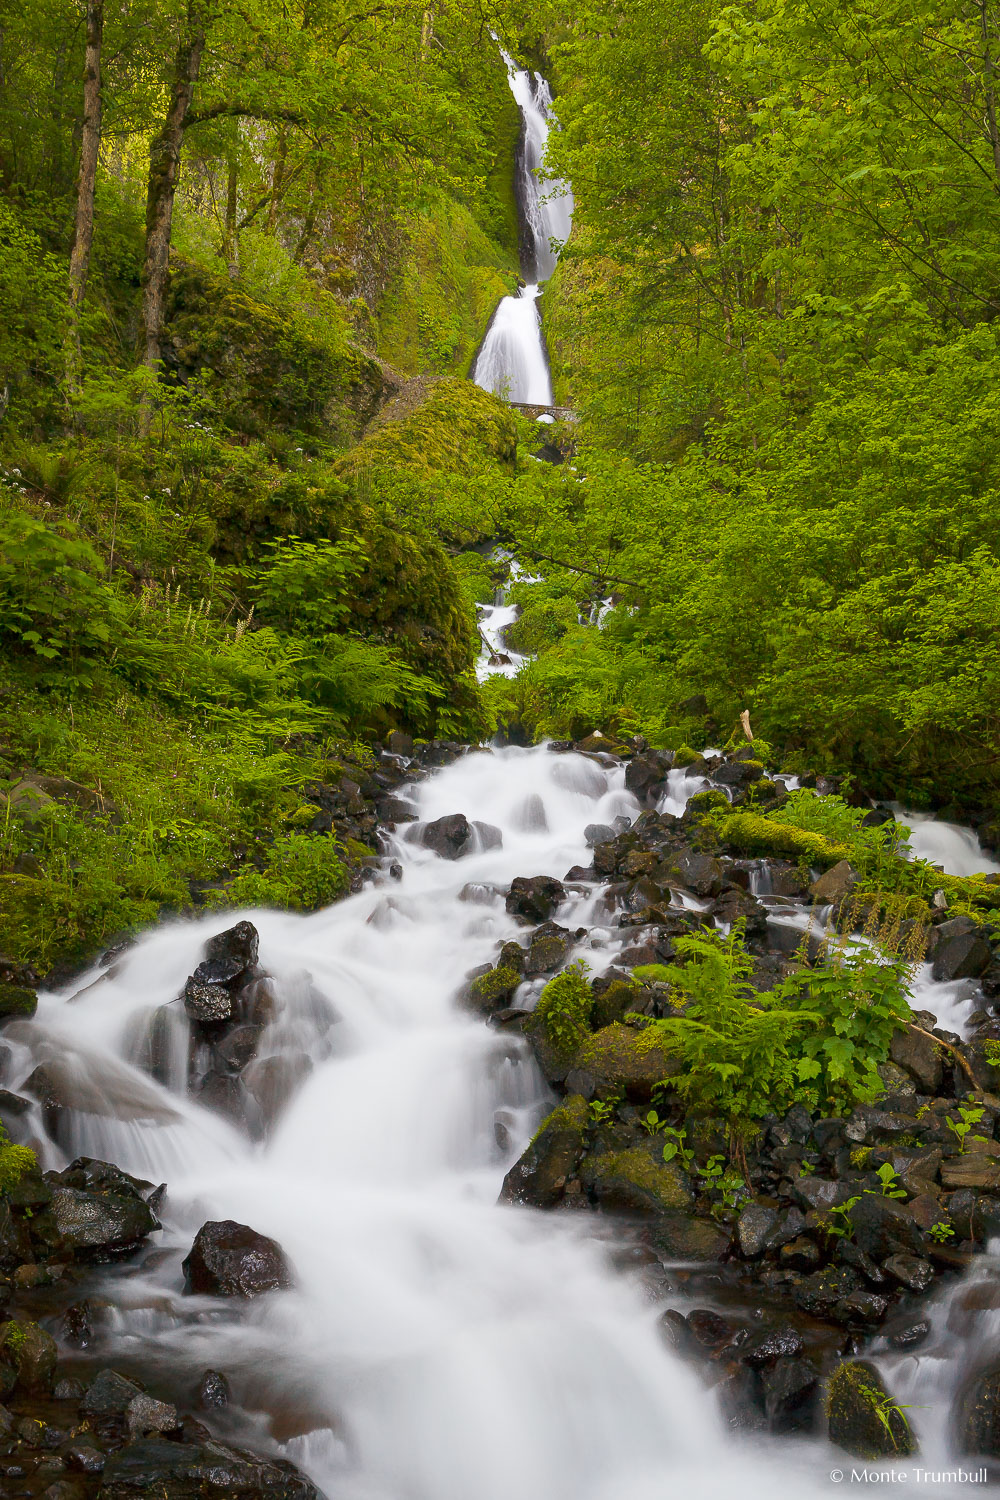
left=892, top=805, right=1000, bottom=878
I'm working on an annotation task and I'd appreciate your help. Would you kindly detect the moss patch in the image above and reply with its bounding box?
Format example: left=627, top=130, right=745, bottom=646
left=580, top=1146, right=693, bottom=1215
left=715, top=812, right=849, bottom=866
left=576, top=1022, right=680, bottom=1100
left=826, top=1360, right=916, bottom=1459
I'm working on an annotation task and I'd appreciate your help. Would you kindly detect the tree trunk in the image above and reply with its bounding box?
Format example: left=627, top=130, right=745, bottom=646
left=982, top=0, right=1000, bottom=194
left=222, top=146, right=239, bottom=278
left=65, top=0, right=103, bottom=395
left=140, top=3, right=206, bottom=392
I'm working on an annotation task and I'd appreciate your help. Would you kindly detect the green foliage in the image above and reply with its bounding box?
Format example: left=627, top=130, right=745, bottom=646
left=928, top=1220, right=955, bottom=1243
left=0, top=1125, right=36, bottom=1196
left=871, top=1163, right=906, bottom=1200
left=215, top=831, right=348, bottom=912
left=823, top=1195, right=862, bottom=1240
left=0, top=511, right=118, bottom=674
left=529, top=961, right=594, bottom=1060
left=648, top=923, right=913, bottom=1131
left=660, top=1126, right=694, bottom=1170
left=945, top=1102, right=988, bottom=1155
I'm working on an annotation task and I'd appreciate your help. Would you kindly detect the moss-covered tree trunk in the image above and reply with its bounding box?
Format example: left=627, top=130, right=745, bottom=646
left=65, top=0, right=103, bottom=395
left=139, top=0, right=206, bottom=411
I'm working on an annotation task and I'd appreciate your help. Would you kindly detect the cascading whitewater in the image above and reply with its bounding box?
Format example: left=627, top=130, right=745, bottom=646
left=472, top=54, right=573, bottom=406
left=5, top=735, right=998, bottom=1497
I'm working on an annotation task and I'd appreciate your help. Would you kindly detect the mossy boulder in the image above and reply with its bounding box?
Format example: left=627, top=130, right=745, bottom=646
left=527, top=966, right=594, bottom=1079
left=164, top=264, right=392, bottom=441
left=715, top=812, right=848, bottom=867
left=347, top=377, right=517, bottom=481
left=0, top=1318, right=57, bottom=1397
left=465, top=965, right=521, bottom=1016
left=826, top=1360, right=916, bottom=1459
left=500, top=1095, right=589, bottom=1208
left=591, top=979, right=639, bottom=1030
left=580, top=1146, right=693, bottom=1216
left=575, top=1023, right=680, bottom=1102
left=0, top=983, right=37, bottom=1021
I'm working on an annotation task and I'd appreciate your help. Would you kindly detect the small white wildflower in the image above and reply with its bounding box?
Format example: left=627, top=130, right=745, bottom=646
left=11, top=468, right=20, bottom=476
left=162, top=487, right=171, bottom=495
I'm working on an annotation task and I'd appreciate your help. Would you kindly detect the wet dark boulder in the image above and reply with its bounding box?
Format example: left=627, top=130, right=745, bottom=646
left=213, top=1023, right=264, bottom=1074
left=0, top=1317, right=57, bottom=1397
left=889, top=1024, right=944, bottom=1094
left=96, top=1436, right=322, bottom=1499
left=45, top=1158, right=160, bottom=1261
left=500, top=1095, right=589, bottom=1208
left=524, top=926, right=570, bottom=977
left=183, top=1219, right=292, bottom=1297
left=955, top=1361, right=1000, bottom=1457
left=418, top=813, right=474, bottom=859
left=671, top=849, right=723, bottom=898
left=844, top=1194, right=925, bottom=1261
left=826, top=1360, right=916, bottom=1458
left=203, top=920, right=260, bottom=977
left=195, top=1369, right=231, bottom=1409
left=183, top=979, right=234, bottom=1024
left=761, top=1355, right=820, bottom=1434
left=931, top=916, right=993, bottom=982
left=506, top=876, right=565, bottom=924
left=624, top=752, right=669, bottom=803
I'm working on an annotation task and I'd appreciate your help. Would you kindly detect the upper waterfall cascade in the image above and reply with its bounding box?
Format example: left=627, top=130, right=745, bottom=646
left=472, top=56, right=573, bottom=406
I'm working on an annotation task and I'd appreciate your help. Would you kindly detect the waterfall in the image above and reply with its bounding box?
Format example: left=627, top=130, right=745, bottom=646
left=472, top=54, right=573, bottom=407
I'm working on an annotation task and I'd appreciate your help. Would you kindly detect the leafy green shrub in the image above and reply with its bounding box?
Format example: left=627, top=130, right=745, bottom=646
left=217, top=832, right=348, bottom=912
left=255, top=536, right=367, bottom=637
left=0, top=512, right=118, bottom=674
left=650, top=924, right=913, bottom=1131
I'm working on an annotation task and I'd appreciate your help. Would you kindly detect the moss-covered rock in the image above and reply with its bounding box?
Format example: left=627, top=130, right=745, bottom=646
left=591, top=979, right=639, bottom=1030
left=0, top=983, right=37, bottom=1021
left=465, top=965, right=521, bottom=1016
left=527, top=965, right=594, bottom=1070
left=715, top=812, right=849, bottom=867
left=826, top=1360, right=916, bottom=1459
left=575, top=1022, right=680, bottom=1102
left=343, top=377, right=518, bottom=485
left=164, top=264, right=392, bottom=442
left=580, top=1145, right=693, bottom=1216
left=500, top=1095, right=589, bottom=1208
left=0, top=1318, right=57, bottom=1398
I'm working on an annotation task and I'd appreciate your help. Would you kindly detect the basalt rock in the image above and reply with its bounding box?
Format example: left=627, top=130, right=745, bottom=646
left=182, top=1219, right=292, bottom=1298
left=419, top=813, right=474, bottom=859
left=955, top=1361, right=1000, bottom=1457
left=0, top=1318, right=57, bottom=1397
left=826, top=1360, right=916, bottom=1459
left=500, top=1095, right=589, bottom=1208
left=932, top=917, right=993, bottom=982
left=579, top=1145, right=693, bottom=1216
left=96, top=1436, right=322, bottom=1499
left=464, top=965, right=522, bottom=1016
left=506, top=876, right=565, bottom=923
left=45, top=1159, right=160, bottom=1261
